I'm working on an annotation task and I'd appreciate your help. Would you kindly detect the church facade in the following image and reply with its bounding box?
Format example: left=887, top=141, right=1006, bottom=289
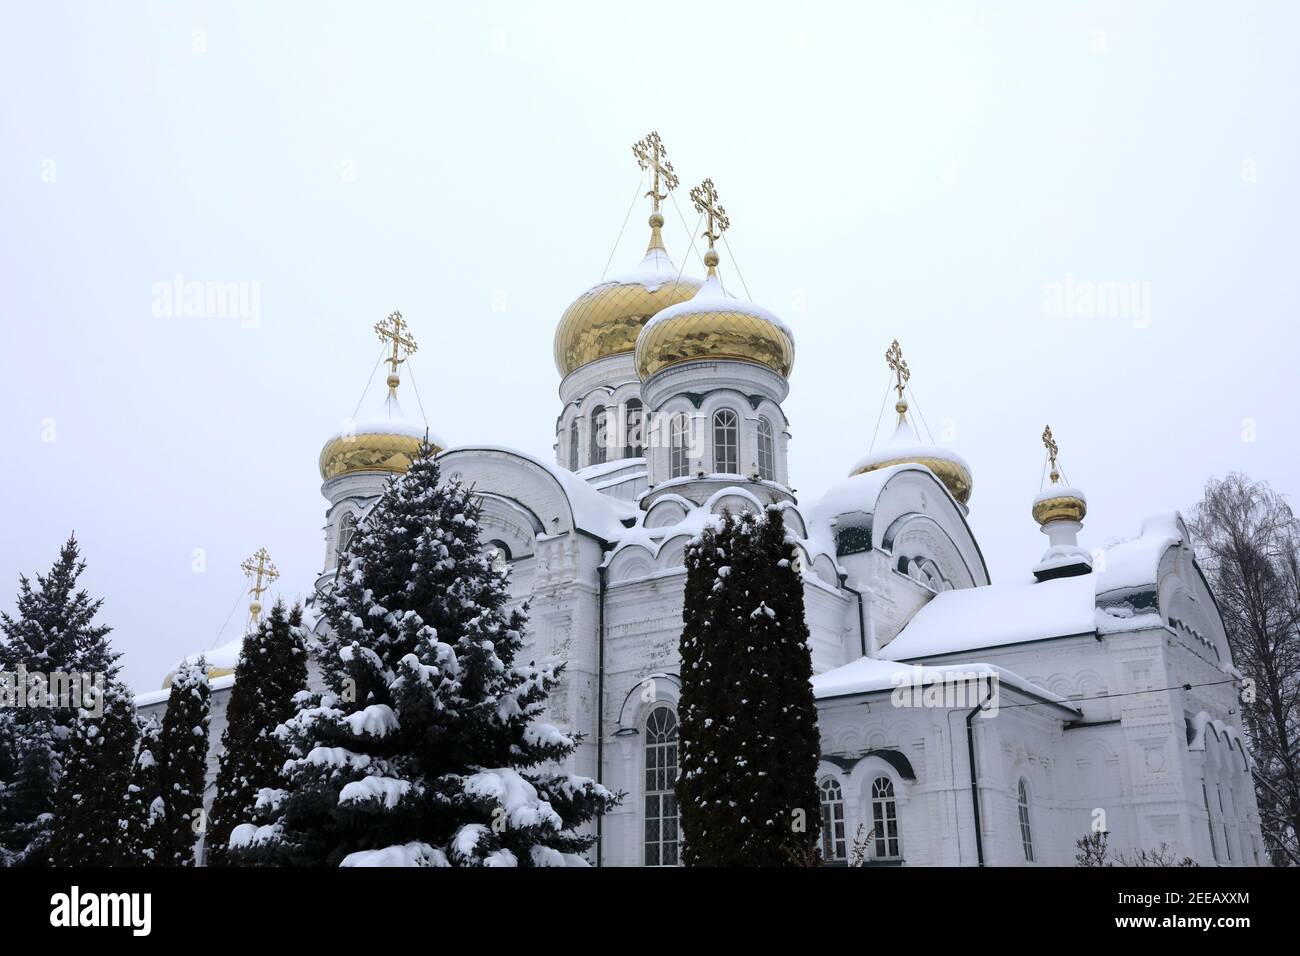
left=150, top=137, right=1265, bottom=867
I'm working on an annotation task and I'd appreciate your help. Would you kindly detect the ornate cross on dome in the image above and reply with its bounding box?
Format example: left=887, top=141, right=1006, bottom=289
left=1042, top=425, right=1061, bottom=483
left=375, top=310, right=418, bottom=386
left=885, top=339, right=910, bottom=400
left=633, top=131, right=678, bottom=214
left=690, top=178, right=730, bottom=252
left=240, top=547, right=279, bottom=630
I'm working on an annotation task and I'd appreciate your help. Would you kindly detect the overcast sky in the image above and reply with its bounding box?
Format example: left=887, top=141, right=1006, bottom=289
left=2, top=1, right=1297, bottom=694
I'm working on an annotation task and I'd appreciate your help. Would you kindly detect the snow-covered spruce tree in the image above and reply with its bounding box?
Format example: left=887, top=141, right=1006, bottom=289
left=677, top=507, right=823, bottom=866
left=206, top=600, right=308, bottom=865
left=120, top=715, right=167, bottom=866
left=154, top=659, right=211, bottom=866
left=231, top=447, right=617, bottom=866
left=0, top=535, right=120, bottom=866
left=47, top=680, right=139, bottom=865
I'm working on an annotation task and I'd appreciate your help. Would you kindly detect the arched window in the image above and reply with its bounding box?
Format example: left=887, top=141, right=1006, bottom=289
left=590, top=406, right=608, bottom=466
left=1017, top=778, right=1034, bottom=862
left=485, top=540, right=510, bottom=571
left=712, top=408, right=738, bottom=474
left=644, top=706, right=679, bottom=866
left=669, top=414, right=690, bottom=479
left=757, top=417, right=775, bottom=481
left=624, top=399, right=644, bottom=458
left=568, top=417, right=579, bottom=471
left=871, top=776, right=900, bottom=859
left=337, top=512, right=357, bottom=560
left=818, top=777, right=846, bottom=863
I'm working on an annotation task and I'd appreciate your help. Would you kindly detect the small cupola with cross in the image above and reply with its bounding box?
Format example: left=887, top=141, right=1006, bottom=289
left=1031, top=425, right=1092, bottom=581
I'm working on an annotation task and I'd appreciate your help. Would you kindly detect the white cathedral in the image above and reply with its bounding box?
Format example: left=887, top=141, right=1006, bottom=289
left=142, top=137, right=1265, bottom=867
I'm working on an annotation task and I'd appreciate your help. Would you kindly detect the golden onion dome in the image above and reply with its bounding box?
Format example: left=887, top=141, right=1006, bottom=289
left=849, top=416, right=973, bottom=505
left=554, top=215, right=703, bottom=377
left=1032, top=426, right=1085, bottom=524
left=634, top=266, right=795, bottom=381
left=1032, top=489, right=1087, bottom=525
left=319, top=386, right=443, bottom=481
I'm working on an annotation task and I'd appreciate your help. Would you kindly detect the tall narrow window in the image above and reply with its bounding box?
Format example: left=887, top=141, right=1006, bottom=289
left=669, top=414, right=690, bottom=479
left=871, top=776, right=900, bottom=859
left=644, top=706, right=679, bottom=866
left=624, top=399, right=644, bottom=458
left=337, top=513, right=357, bottom=560
left=1017, top=778, right=1034, bottom=862
left=1218, top=785, right=1231, bottom=862
left=568, top=417, right=579, bottom=471
left=819, top=777, right=846, bottom=862
left=590, top=406, right=607, bottom=466
left=712, top=408, right=738, bottom=474
left=1203, top=782, right=1219, bottom=862
left=757, top=416, right=775, bottom=481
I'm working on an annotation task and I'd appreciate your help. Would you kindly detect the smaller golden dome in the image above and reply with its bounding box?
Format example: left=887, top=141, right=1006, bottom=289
left=849, top=418, right=973, bottom=505
left=1032, top=425, right=1086, bottom=525
left=1032, top=489, right=1087, bottom=525
left=319, top=392, right=442, bottom=481
left=634, top=274, right=795, bottom=380
left=553, top=222, right=702, bottom=377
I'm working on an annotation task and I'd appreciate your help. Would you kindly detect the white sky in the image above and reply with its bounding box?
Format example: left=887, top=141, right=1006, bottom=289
left=2, top=1, right=1297, bottom=694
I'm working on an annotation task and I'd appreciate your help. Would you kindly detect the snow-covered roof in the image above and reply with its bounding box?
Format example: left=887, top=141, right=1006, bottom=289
left=881, top=512, right=1190, bottom=660
left=1095, top=512, right=1184, bottom=596
left=133, top=673, right=235, bottom=709
left=881, top=572, right=1099, bottom=661
left=812, top=656, right=1081, bottom=716
left=441, top=445, right=635, bottom=542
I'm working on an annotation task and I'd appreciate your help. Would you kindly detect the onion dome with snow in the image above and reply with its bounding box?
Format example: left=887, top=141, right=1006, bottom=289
left=849, top=340, right=971, bottom=506
left=634, top=178, right=794, bottom=381
left=319, top=310, right=444, bottom=480
left=1030, top=425, right=1091, bottom=580
left=553, top=132, right=703, bottom=378
left=1032, top=425, right=1086, bottom=525
left=553, top=216, right=703, bottom=378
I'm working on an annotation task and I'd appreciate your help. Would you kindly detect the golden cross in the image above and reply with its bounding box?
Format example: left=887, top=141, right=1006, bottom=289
left=1042, top=425, right=1060, bottom=482
left=633, top=131, right=679, bottom=214
left=885, top=339, right=910, bottom=400
left=240, top=547, right=279, bottom=629
left=374, top=310, right=418, bottom=375
left=689, top=178, right=730, bottom=251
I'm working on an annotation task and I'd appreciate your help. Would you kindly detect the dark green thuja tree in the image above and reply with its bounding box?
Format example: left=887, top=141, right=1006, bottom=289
left=155, top=659, right=211, bottom=866
left=677, top=506, right=823, bottom=866
left=120, top=714, right=167, bottom=865
left=47, top=680, right=139, bottom=865
left=206, top=600, right=308, bottom=865
left=230, top=447, right=617, bottom=867
left=0, top=535, right=120, bottom=866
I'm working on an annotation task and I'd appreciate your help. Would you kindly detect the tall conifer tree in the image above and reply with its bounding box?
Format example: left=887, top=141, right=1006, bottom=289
left=231, top=448, right=617, bottom=866
left=155, top=659, right=211, bottom=866
left=206, top=601, right=308, bottom=865
left=120, top=715, right=168, bottom=865
left=677, top=507, right=822, bottom=865
left=47, top=680, right=139, bottom=865
left=0, top=536, right=119, bottom=866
